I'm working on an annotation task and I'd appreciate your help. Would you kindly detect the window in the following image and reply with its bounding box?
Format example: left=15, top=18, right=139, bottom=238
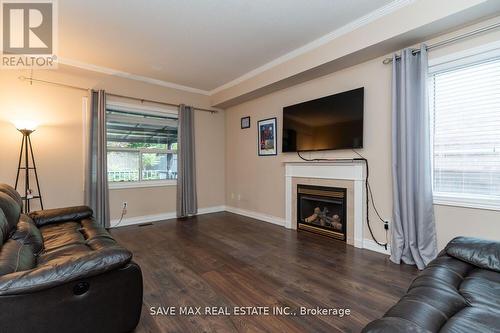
left=106, top=104, right=178, bottom=186
left=430, top=56, right=500, bottom=209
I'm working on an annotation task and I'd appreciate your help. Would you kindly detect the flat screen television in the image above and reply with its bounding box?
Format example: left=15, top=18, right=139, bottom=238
left=282, top=87, right=364, bottom=152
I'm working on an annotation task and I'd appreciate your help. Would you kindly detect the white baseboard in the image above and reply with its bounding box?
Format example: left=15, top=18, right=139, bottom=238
left=199, top=205, right=226, bottom=215
left=224, top=206, right=286, bottom=227
left=110, top=212, right=176, bottom=228
left=225, top=207, right=391, bottom=256
left=110, top=205, right=392, bottom=257
left=110, top=205, right=226, bottom=228
left=362, top=239, right=391, bottom=255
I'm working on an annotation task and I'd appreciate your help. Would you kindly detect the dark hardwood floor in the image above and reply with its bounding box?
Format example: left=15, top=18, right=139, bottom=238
left=111, top=212, right=417, bottom=333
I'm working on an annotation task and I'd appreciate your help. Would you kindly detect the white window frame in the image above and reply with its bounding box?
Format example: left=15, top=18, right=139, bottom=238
left=106, top=101, right=178, bottom=190
left=429, top=41, right=500, bottom=211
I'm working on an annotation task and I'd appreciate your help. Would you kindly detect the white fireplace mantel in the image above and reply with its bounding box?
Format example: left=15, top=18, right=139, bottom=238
left=285, top=161, right=366, bottom=249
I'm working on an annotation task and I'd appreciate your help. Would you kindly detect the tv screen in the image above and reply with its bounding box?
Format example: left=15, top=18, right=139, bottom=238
left=282, top=87, right=364, bottom=152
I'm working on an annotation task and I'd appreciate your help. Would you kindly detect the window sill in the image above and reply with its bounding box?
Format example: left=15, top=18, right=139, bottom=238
left=109, top=180, right=177, bottom=190
left=433, top=193, right=500, bottom=212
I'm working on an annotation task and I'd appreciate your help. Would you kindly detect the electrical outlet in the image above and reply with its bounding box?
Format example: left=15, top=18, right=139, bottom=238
left=237, top=194, right=241, bottom=201
left=231, top=193, right=235, bottom=200
left=384, top=219, right=390, bottom=230
left=122, top=202, right=128, bottom=215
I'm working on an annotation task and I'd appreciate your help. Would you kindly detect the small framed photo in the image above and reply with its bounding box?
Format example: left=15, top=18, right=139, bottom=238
left=241, top=116, right=250, bottom=129
left=258, top=117, right=277, bottom=156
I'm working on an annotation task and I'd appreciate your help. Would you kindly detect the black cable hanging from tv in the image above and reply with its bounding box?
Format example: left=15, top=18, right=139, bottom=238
left=297, top=151, right=388, bottom=249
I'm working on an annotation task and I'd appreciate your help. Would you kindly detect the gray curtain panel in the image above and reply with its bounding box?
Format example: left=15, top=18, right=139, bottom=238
left=390, top=45, right=437, bottom=270
left=84, top=90, right=110, bottom=227
left=176, top=104, right=198, bottom=218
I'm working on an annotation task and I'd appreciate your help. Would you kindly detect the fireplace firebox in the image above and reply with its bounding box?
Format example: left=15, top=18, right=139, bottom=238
left=297, top=184, right=346, bottom=241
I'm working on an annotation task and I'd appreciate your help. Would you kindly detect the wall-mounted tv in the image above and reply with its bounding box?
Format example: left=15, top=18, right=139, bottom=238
left=282, top=87, right=364, bottom=152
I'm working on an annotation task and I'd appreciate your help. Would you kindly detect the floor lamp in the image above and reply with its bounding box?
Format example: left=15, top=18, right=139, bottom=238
left=14, top=123, right=43, bottom=213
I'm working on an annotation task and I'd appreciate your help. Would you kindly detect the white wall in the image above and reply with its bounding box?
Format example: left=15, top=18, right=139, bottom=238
left=224, top=17, right=500, bottom=250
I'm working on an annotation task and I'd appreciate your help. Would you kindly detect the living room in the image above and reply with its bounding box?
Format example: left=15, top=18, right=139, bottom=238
left=0, top=1, right=499, bottom=332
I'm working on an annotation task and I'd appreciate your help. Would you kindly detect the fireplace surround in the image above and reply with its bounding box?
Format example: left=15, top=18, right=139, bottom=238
left=285, top=161, right=366, bottom=248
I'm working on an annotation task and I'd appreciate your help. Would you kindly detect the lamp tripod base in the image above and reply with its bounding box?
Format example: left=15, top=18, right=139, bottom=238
left=14, top=129, right=43, bottom=213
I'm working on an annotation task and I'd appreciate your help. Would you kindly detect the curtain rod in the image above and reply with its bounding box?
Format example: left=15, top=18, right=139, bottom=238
left=383, top=21, right=500, bottom=64
left=18, top=76, right=219, bottom=113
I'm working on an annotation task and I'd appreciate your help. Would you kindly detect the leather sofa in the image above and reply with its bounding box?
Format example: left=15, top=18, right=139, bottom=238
left=363, top=237, right=500, bottom=332
left=0, top=184, right=143, bottom=333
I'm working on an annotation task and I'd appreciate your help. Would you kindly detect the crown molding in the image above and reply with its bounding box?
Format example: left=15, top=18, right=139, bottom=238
left=58, top=57, right=211, bottom=95
left=209, top=0, right=416, bottom=95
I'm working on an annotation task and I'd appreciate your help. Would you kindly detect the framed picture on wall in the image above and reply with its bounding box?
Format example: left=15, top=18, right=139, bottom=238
left=257, top=117, right=277, bottom=156
left=241, top=116, right=250, bottom=129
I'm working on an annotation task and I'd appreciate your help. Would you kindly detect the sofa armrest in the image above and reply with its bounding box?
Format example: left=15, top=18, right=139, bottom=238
left=445, top=236, right=500, bottom=272
left=0, top=246, right=132, bottom=296
left=29, top=206, right=93, bottom=227
left=0, top=261, right=143, bottom=333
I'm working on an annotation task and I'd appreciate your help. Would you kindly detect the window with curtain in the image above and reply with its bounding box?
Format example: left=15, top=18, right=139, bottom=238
left=106, top=105, right=178, bottom=184
left=430, top=56, right=500, bottom=209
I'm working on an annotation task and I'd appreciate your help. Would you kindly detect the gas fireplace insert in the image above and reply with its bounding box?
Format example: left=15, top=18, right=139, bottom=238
left=297, top=184, right=346, bottom=240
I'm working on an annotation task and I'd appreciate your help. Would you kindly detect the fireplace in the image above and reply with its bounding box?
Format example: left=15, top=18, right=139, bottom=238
left=297, top=184, right=346, bottom=241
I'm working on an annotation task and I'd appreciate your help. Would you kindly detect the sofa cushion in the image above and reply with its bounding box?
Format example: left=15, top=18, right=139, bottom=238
left=383, top=285, right=468, bottom=332
left=0, top=214, right=41, bottom=276
left=409, top=255, right=474, bottom=293
left=0, top=184, right=22, bottom=245
left=0, top=218, right=131, bottom=295
left=39, top=221, right=86, bottom=252
left=0, top=184, right=22, bottom=210
left=29, top=206, right=93, bottom=227
left=10, top=215, right=43, bottom=254
left=0, top=210, right=9, bottom=245
left=440, top=307, right=499, bottom=333
left=459, top=269, right=500, bottom=312
left=445, top=237, right=500, bottom=273
left=0, top=238, right=36, bottom=276
left=0, top=192, right=21, bottom=234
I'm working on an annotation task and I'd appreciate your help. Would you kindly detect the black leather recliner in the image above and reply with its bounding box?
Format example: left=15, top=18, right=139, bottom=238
left=0, top=184, right=143, bottom=333
left=363, top=236, right=500, bottom=332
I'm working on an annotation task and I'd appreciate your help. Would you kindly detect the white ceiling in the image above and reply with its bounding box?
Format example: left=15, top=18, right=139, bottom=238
left=59, top=0, right=395, bottom=92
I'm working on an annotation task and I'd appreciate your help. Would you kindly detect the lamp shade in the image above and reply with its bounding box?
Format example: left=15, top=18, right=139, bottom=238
left=13, top=119, right=38, bottom=131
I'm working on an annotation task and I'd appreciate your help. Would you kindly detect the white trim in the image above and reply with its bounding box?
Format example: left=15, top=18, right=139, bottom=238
left=284, top=162, right=366, bottom=181
left=109, top=180, right=177, bottom=189
left=362, top=239, right=391, bottom=255
left=110, top=211, right=176, bottom=228
left=106, top=100, right=178, bottom=116
left=58, top=57, right=210, bottom=96
left=353, top=178, right=365, bottom=249
left=225, top=206, right=285, bottom=227
left=106, top=113, right=177, bottom=127
left=106, top=100, right=178, bottom=188
left=434, top=194, right=500, bottom=212
left=209, top=0, right=415, bottom=95
left=82, top=96, right=88, bottom=193
left=109, top=205, right=226, bottom=228
left=428, top=39, right=500, bottom=73
left=198, top=206, right=227, bottom=215
left=430, top=44, right=500, bottom=212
